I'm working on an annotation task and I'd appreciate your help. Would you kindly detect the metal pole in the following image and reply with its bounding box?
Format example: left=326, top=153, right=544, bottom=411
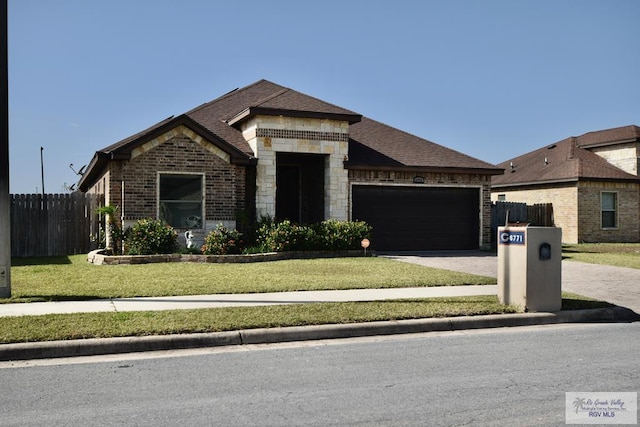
left=0, top=0, right=11, bottom=297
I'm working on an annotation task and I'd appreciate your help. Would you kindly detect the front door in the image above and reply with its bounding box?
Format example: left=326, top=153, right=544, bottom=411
left=276, top=153, right=325, bottom=224
left=276, top=165, right=301, bottom=223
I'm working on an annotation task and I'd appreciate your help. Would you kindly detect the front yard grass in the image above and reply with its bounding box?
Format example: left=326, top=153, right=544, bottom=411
left=6, top=255, right=495, bottom=303
left=563, top=243, right=640, bottom=269
left=1, top=249, right=623, bottom=344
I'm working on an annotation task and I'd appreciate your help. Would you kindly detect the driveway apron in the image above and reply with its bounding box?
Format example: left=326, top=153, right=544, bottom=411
left=380, top=251, right=640, bottom=314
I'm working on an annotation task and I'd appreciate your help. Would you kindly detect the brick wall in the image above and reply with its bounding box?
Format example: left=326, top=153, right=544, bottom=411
left=93, top=134, right=248, bottom=235
left=578, top=181, right=640, bottom=242
left=491, top=184, right=578, bottom=243
left=349, top=170, right=493, bottom=249
left=491, top=181, right=640, bottom=243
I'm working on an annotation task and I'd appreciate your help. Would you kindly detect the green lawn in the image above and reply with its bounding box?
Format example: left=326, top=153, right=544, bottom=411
left=563, top=243, right=640, bottom=269
left=0, top=294, right=611, bottom=344
left=1, top=246, right=628, bottom=344
left=6, top=255, right=495, bottom=303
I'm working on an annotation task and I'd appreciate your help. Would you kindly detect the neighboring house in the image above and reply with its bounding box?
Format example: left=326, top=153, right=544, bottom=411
left=491, top=125, right=640, bottom=243
left=78, top=79, right=502, bottom=251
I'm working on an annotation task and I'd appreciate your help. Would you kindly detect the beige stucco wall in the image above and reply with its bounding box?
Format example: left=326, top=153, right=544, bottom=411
left=241, top=115, right=350, bottom=221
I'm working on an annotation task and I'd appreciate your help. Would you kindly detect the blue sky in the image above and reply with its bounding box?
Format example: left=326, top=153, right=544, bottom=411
left=8, top=0, right=640, bottom=193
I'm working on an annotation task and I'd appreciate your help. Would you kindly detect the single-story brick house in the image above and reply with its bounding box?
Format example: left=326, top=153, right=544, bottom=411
left=78, top=79, right=503, bottom=250
left=491, top=125, right=640, bottom=243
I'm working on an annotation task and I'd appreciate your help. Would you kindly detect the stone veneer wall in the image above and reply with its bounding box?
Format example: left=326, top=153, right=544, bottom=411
left=350, top=170, right=493, bottom=249
left=241, top=116, right=350, bottom=221
left=589, top=142, right=639, bottom=177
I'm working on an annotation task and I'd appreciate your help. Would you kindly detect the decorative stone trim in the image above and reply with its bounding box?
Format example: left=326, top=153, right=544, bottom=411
left=87, top=249, right=366, bottom=265
left=256, top=128, right=348, bottom=142
left=131, top=125, right=231, bottom=163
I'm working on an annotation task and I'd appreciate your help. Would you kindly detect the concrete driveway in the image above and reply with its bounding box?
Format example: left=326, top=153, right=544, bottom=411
left=380, top=251, right=640, bottom=314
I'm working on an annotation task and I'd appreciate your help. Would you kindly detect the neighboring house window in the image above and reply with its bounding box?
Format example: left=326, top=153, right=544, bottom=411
left=601, top=192, right=617, bottom=229
left=159, top=173, right=203, bottom=229
left=498, top=194, right=506, bottom=201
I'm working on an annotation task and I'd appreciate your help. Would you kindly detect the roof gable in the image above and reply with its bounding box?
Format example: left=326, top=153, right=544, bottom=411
left=575, top=125, right=640, bottom=148
left=80, top=79, right=504, bottom=191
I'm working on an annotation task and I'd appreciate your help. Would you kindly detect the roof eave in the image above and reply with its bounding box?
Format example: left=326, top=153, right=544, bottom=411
left=578, top=137, right=640, bottom=149
left=78, top=152, right=110, bottom=192
left=107, top=115, right=253, bottom=164
left=80, top=115, right=257, bottom=191
left=345, top=163, right=504, bottom=176
left=226, top=107, right=362, bottom=128
left=491, top=175, right=640, bottom=189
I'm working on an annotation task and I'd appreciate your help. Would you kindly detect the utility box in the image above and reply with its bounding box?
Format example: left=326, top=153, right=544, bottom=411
left=497, top=226, right=562, bottom=312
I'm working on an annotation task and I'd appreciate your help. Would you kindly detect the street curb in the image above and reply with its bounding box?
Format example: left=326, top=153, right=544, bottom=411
left=1, top=307, right=638, bottom=361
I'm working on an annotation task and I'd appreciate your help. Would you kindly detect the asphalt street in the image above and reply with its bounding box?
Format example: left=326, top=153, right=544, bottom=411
left=1, top=323, right=638, bottom=426
left=1, top=251, right=638, bottom=361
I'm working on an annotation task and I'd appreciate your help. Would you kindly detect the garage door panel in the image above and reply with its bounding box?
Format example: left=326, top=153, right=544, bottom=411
left=352, top=185, right=479, bottom=251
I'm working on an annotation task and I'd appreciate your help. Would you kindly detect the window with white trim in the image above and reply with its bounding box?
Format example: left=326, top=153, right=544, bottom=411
left=159, top=173, right=203, bottom=228
left=601, top=192, right=617, bottom=229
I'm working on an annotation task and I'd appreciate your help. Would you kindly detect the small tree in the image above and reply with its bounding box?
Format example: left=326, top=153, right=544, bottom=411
left=96, top=205, right=123, bottom=254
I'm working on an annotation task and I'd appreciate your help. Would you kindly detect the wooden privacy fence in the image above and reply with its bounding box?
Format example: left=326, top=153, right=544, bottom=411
left=10, top=193, right=103, bottom=257
left=490, top=201, right=554, bottom=247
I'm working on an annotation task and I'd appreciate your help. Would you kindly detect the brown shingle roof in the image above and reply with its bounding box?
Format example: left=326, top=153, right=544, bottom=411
left=80, top=79, right=503, bottom=191
left=187, top=80, right=361, bottom=154
left=492, top=131, right=640, bottom=189
left=575, top=125, right=640, bottom=148
left=347, top=117, right=501, bottom=172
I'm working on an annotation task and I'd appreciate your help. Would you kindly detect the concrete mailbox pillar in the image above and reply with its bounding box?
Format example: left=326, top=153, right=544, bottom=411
left=497, top=226, right=562, bottom=312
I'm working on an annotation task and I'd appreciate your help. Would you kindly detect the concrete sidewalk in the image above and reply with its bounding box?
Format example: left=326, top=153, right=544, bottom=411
left=2, top=251, right=638, bottom=361
left=381, top=250, right=640, bottom=314
left=0, top=286, right=497, bottom=317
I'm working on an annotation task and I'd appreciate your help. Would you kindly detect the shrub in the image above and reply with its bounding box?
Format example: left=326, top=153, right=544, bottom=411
left=255, top=219, right=309, bottom=252
left=201, top=225, right=243, bottom=255
left=255, top=218, right=371, bottom=252
left=315, top=220, right=372, bottom=250
left=124, top=219, right=178, bottom=255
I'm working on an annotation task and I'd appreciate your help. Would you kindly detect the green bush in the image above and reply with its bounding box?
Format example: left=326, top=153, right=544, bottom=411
left=124, top=219, right=178, bottom=255
left=315, top=220, right=372, bottom=250
left=201, top=225, right=243, bottom=255
left=255, top=219, right=310, bottom=252
left=255, top=218, right=371, bottom=252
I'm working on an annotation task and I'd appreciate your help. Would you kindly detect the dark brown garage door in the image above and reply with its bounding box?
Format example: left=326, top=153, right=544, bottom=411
left=352, top=185, right=480, bottom=251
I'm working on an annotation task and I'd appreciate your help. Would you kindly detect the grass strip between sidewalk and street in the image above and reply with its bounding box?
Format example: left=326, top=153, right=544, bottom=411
left=0, top=294, right=612, bottom=344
